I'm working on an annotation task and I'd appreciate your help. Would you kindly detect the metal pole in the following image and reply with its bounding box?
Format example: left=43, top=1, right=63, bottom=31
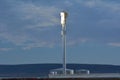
left=61, top=25, right=66, bottom=75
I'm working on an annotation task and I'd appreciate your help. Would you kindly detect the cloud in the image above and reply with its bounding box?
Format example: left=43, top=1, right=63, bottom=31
left=6, top=0, right=60, bottom=28
left=67, top=38, right=90, bottom=46
left=67, top=0, right=120, bottom=44
left=76, top=0, right=120, bottom=14
left=79, top=0, right=97, bottom=8
left=0, top=0, right=60, bottom=49
left=18, top=4, right=59, bottom=28
left=64, top=0, right=74, bottom=7
left=108, top=43, right=120, bottom=47
left=22, top=41, right=55, bottom=50
left=0, top=48, right=12, bottom=51
left=1, top=0, right=120, bottom=50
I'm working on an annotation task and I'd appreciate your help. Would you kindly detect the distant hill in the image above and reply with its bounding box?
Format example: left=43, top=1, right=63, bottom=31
left=0, top=64, right=120, bottom=77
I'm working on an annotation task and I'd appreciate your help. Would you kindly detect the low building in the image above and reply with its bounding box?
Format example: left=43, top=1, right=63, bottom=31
left=49, top=68, right=74, bottom=75
left=76, top=69, right=90, bottom=74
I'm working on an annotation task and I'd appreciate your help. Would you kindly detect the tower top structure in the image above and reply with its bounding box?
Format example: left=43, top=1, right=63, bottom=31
left=60, top=11, right=68, bottom=27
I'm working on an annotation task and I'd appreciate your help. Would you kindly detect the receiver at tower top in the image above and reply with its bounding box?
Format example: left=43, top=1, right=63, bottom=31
left=60, top=11, right=68, bottom=27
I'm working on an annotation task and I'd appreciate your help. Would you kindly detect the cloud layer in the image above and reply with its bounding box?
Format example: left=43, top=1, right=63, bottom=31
left=0, top=0, right=60, bottom=50
left=0, top=0, right=120, bottom=51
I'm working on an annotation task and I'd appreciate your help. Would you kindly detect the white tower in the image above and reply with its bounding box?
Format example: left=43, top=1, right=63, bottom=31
left=60, top=11, right=68, bottom=75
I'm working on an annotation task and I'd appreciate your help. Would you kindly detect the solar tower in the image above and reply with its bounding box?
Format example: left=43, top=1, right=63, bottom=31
left=60, top=11, right=68, bottom=75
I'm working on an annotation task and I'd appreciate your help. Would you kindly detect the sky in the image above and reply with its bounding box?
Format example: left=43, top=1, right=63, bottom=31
left=0, top=0, right=120, bottom=65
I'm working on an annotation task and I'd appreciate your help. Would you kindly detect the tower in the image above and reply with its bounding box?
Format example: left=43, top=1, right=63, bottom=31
left=60, top=11, right=68, bottom=75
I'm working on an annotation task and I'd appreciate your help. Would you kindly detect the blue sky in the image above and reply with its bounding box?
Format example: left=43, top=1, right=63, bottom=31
left=0, top=0, right=120, bottom=65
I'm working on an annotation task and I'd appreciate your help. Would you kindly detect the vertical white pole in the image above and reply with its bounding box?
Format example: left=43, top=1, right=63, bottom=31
left=62, top=25, right=66, bottom=75
left=60, top=11, right=68, bottom=76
